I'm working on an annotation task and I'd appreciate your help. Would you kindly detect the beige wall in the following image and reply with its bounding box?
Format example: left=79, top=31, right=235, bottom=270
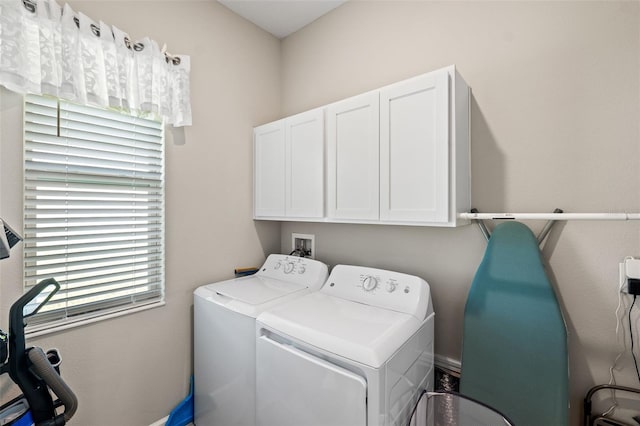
left=278, top=1, right=640, bottom=424
left=1, top=1, right=639, bottom=425
left=0, top=1, right=281, bottom=425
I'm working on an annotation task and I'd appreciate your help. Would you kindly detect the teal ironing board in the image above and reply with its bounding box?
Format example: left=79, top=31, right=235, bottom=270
left=460, top=221, right=568, bottom=426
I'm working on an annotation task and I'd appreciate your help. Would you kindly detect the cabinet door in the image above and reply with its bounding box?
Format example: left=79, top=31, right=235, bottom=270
left=254, top=120, right=285, bottom=218
left=327, top=92, right=380, bottom=220
left=286, top=109, right=324, bottom=218
left=380, top=70, right=449, bottom=223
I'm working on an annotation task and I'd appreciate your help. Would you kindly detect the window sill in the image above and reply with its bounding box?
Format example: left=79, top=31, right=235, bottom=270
left=26, top=300, right=166, bottom=338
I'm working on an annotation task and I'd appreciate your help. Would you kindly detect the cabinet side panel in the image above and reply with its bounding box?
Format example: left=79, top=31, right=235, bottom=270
left=453, top=70, right=471, bottom=225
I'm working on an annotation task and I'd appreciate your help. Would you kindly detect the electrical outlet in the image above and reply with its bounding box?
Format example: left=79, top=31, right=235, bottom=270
left=626, top=258, right=640, bottom=279
left=292, top=233, right=315, bottom=259
left=621, top=258, right=640, bottom=294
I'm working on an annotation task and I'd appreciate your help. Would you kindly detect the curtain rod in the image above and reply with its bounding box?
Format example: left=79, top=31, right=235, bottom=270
left=459, top=212, right=640, bottom=221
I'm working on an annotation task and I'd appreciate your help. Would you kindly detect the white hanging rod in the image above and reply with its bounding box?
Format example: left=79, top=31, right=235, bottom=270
left=459, top=212, right=640, bottom=221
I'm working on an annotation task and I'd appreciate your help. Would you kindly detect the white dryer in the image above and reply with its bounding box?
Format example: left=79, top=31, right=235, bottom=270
left=194, top=254, right=328, bottom=426
left=256, top=264, right=435, bottom=426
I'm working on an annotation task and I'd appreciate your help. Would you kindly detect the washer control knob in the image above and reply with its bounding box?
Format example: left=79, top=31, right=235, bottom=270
left=284, top=262, right=295, bottom=274
left=274, top=262, right=282, bottom=270
left=362, top=275, right=379, bottom=292
left=386, top=281, right=397, bottom=293
left=298, top=266, right=306, bottom=274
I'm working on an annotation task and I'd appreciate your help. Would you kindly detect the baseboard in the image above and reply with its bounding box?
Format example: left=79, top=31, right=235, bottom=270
left=149, top=416, right=168, bottom=426
left=434, top=354, right=461, bottom=375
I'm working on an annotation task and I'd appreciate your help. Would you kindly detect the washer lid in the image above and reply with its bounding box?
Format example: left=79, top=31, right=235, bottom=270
left=257, top=291, right=424, bottom=368
left=212, top=276, right=307, bottom=306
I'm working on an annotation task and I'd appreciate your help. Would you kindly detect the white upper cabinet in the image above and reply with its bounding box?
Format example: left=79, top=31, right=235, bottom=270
left=253, top=65, right=470, bottom=227
left=286, top=108, right=324, bottom=218
left=379, top=70, right=450, bottom=223
left=326, top=92, right=380, bottom=221
left=254, top=120, right=286, bottom=218
left=254, top=108, right=324, bottom=219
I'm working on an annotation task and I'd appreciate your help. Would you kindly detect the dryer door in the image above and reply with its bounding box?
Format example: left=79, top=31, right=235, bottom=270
left=257, top=335, right=367, bottom=426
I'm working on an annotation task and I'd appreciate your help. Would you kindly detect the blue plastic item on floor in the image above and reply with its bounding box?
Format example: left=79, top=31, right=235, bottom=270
left=165, top=376, right=194, bottom=426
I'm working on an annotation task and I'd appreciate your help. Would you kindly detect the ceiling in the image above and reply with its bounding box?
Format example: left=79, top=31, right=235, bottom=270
left=218, top=0, right=347, bottom=39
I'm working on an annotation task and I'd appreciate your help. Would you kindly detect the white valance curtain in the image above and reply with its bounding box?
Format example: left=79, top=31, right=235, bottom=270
left=0, top=0, right=191, bottom=127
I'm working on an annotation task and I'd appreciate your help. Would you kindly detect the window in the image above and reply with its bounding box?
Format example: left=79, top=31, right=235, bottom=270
left=23, top=94, right=165, bottom=332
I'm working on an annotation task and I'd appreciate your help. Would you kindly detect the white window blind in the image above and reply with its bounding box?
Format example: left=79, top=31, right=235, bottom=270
left=23, top=94, right=165, bottom=329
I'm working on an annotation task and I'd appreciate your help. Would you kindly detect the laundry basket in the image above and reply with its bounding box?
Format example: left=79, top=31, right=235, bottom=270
left=408, top=391, right=514, bottom=426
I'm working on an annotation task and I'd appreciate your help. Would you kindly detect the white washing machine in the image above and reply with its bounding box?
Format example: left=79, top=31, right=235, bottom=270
left=255, top=264, right=435, bottom=426
left=194, top=254, right=329, bottom=426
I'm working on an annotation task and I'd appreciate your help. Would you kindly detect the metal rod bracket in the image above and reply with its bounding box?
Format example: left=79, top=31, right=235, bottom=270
left=471, top=208, right=563, bottom=246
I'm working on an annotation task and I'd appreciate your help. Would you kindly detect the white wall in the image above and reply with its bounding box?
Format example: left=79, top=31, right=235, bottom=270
left=278, top=1, right=640, bottom=424
left=0, top=1, right=282, bottom=424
